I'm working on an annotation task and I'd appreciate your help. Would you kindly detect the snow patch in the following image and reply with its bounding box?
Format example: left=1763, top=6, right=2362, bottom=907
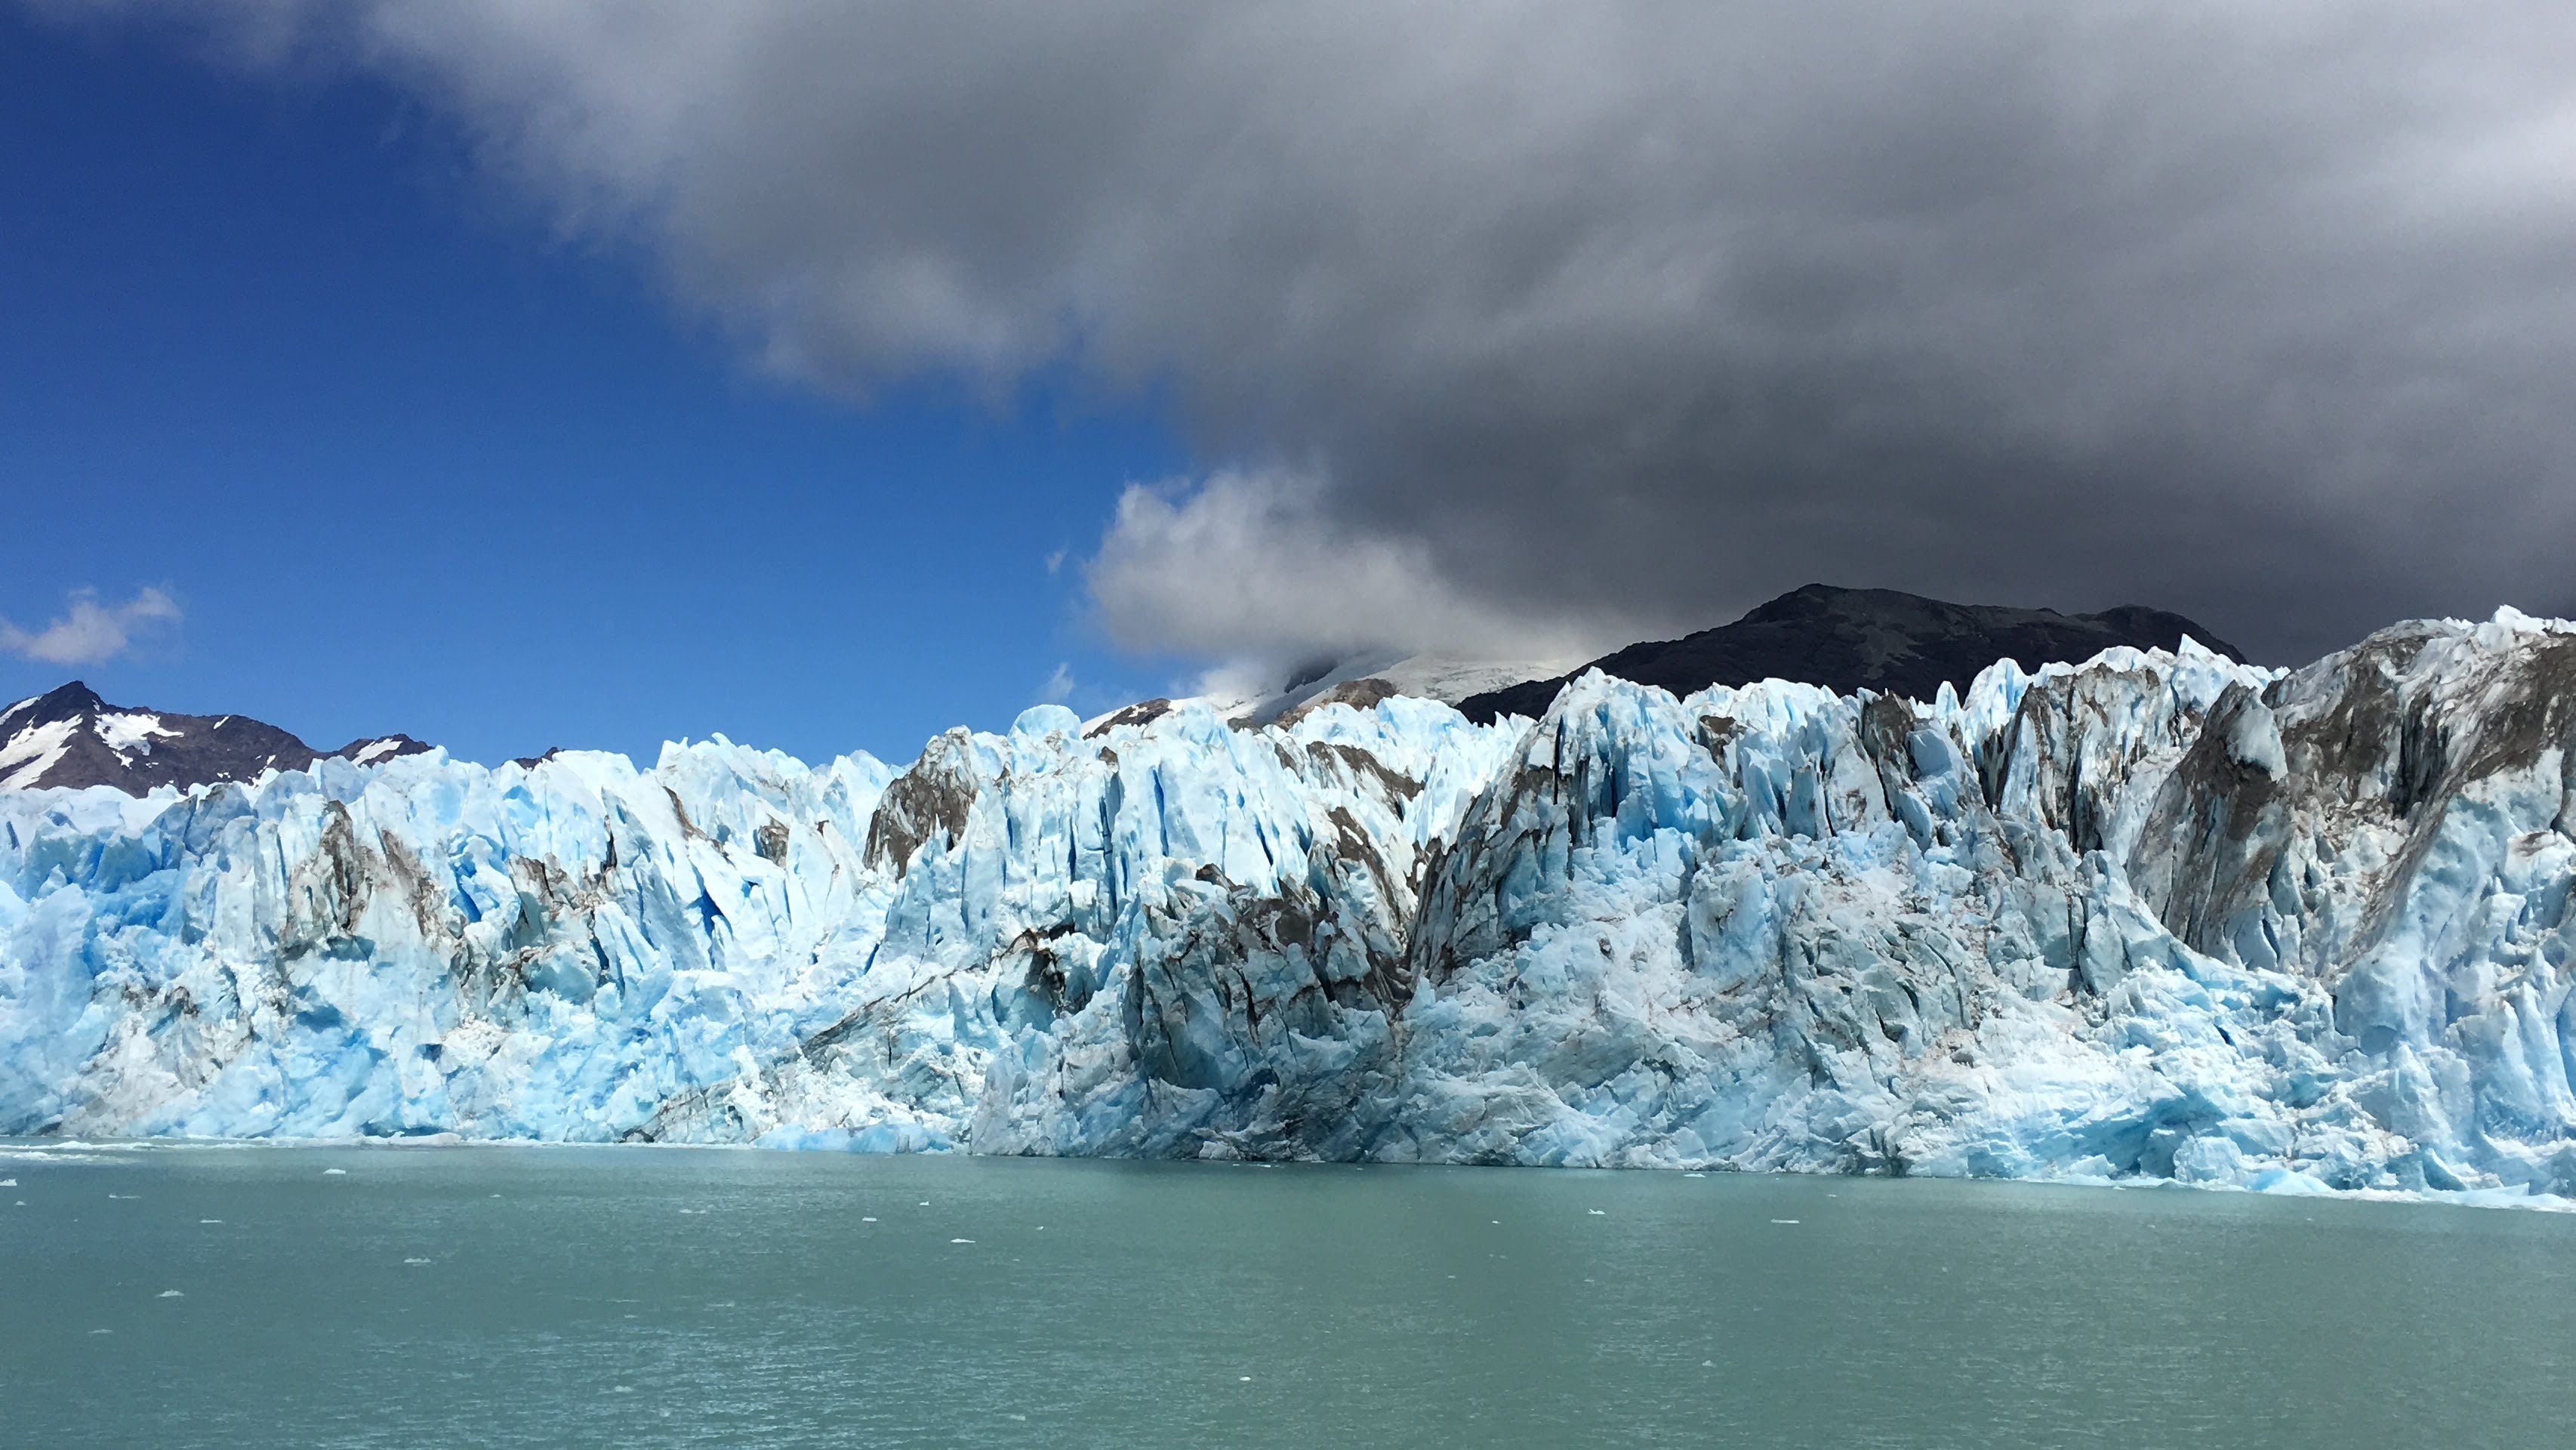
left=0, top=717, right=76, bottom=789
left=93, top=712, right=176, bottom=757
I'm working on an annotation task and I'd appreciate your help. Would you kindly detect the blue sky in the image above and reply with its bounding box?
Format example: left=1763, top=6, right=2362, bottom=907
left=0, top=14, right=1186, bottom=766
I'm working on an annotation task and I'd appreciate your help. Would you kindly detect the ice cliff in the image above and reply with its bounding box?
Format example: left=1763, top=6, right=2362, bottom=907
left=5, top=611, right=2574, bottom=1202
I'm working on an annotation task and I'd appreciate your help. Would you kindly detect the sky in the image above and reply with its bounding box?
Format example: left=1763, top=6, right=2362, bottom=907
left=7, top=3, right=2574, bottom=766
left=0, top=8, right=1189, bottom=764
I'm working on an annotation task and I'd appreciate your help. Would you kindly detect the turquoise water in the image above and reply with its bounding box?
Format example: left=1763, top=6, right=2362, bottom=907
left=4, top=1143, right=2573, bottom=1448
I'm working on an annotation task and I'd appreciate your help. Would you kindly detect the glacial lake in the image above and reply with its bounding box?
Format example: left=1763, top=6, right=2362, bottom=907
left=5, top=1144, right=2573, bottom=1448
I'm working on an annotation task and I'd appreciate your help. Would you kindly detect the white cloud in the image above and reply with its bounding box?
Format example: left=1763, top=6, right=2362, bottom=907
left=0, top=587, right=183, bottom=667
left=1037, top=661, right=1076, bottom=705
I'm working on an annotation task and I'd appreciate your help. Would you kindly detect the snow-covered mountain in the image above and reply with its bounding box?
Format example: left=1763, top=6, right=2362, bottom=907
left=5, top=611, right=2574, bottom=1207
left=0, top=682, right=427, bottom=793
left=1196, top=649, right=1578, bottom=727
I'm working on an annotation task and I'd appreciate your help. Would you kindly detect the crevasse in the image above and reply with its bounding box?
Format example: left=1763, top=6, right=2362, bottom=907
left=5, top=612, right=2573, bottom=1203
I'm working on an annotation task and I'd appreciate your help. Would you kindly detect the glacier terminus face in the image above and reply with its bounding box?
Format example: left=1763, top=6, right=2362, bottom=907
left=5, top=610, right=2574, bottom=1206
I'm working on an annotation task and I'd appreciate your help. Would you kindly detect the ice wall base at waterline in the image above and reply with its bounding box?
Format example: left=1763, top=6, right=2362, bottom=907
left=5, top=611, right=2574, bottom=1206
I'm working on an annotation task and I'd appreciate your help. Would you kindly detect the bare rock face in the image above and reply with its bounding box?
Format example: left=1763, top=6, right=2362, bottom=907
left=1083, top=699, right=1172, bottom=738
left=1459, top=583, right=2244, bottom=723
left=862, top=730, right=981, bottom=878
left=1273, top=677, right=1399, bottom=728
left=0, top=681, right=429, bottom=793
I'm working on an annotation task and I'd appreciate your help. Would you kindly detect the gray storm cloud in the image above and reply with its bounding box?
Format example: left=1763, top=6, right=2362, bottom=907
left=113, top=0, right=2576, bottom=665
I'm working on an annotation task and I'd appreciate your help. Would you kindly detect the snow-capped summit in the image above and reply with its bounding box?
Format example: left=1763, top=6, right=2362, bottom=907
left=1222, top=649, right=1580, bottom=726
left=0, top=680, right=429, bottom=792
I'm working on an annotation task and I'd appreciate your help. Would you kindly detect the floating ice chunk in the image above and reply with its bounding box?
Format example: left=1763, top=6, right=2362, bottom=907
left=158, top=1290, right=183, bottom=1298
left=403, top=1257, right=431, bottom=1265
left=948, top=1238, right=975, bottom=1244
left=1587, top=1209, right=1605, bottom=1215
left=200, top=1219, right=221, bottom=1223
left=861, top=1216, right=877, bottom=1222
left=1770, top=1219, right=1799, bottom=1225
left=0, top=1178, right=14, bottom=1186
left=322, top=1169, right=346, bottom=1177
left=2246, top=1167, right=2334, bottom=1196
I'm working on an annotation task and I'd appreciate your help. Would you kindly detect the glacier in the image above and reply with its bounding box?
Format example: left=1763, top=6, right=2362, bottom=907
left=5, top=610, right=2574, bottom=1205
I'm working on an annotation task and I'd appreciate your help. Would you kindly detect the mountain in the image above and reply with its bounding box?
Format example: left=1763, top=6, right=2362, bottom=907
left=0, top=681, right=430, bottom=792
left=5, top=609, right=2574, bottom=1209
left=1457, top=584, right=2245, bottom=723
left=1194, top=649, right=1579, bottom=728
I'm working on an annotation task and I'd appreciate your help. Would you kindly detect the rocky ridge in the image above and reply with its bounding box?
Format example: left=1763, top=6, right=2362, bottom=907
left=0, top=682, right=427, bottom=793
left=1458, top=583, right=2245, bottom=723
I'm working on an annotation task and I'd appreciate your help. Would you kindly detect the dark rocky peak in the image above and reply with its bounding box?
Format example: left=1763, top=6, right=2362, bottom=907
left=0, top=680, right=109, bottom=728
left=1458, top=584, right=2245, bottom=724
left=1, top=681, right=433, bottom=794
left=334, top=734, right=436, bottom=767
